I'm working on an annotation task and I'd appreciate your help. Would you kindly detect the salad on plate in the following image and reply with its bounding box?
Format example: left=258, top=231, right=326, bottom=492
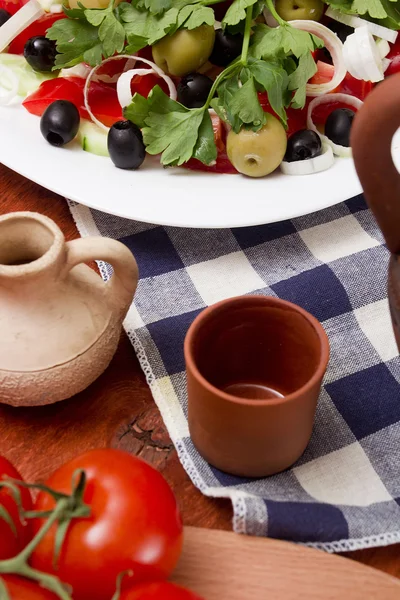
left=0, top=0, right=398, bottom=178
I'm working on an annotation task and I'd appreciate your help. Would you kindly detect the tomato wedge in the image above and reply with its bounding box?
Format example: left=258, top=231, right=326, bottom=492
left=23, top=77, right=123, bottom=127
left=0, top=456, right=33, bottom=560
left=258, top=92, right=308, bottom=137
left=8, top=14, right=66, bottom=54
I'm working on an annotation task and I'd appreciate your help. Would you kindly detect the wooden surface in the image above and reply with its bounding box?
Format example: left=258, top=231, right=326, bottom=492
left=0, top=162, right=399, bottom=580
left=173, top=527, right=400, bottom=598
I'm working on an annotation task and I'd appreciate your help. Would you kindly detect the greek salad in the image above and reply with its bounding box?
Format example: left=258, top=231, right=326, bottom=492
left=0, top=0, right=398, bottom=177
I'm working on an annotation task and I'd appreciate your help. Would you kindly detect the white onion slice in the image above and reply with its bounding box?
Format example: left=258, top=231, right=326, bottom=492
left=280, top=143, right=334, bottom=175
left=376, top=37, right=390, bottom=59
left=0, top=65, right=19, bottom=105
left=343, top=26, right=384, bottom=82
left=60, top=63, right=92, bottom=79
left=117, top=57, right=177, bottom=108
left=49, top=3, right=63, bottom=12
left=325, top=7, right=398, bottom=44
left=307, top=93, right=363, bottom=157
left=83, top=55, right=140, bottom=131
left=263, top=6, right=279, bottom=27
left=0, top=0, right=44, bottom=52
left=289, top=20, right=346, bottom=95
left=383, top=57, right=391, bottom=72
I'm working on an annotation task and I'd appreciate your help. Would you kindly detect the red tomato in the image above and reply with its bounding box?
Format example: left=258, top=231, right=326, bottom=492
left=310, top=98, right=360, bottom=126
left=0, top=576, right=59, bottom=600
left=0, top=0, right=28, bottom=16
left=130, top=73, right=170, bottom=98
left=121, top=581, right=205, bottom=600
left=23, top=77, right=123, bottom=127
left=8, top=14, right=65, bottom=55
left=309, top=61, right=335, bottom=85
left=334, top=72, right=374, bottom=100
left=385, top=36, right=400, bottom=77
left=0, top=456, right=33, bottom=560
left=30, top=449, right=183, bottom=600
left=258, top=92, right=308, bottom=136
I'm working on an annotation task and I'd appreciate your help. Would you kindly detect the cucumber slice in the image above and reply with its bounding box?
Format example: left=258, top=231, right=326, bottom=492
left=0, top=54, right=56, bottom=97
left=77, top=120, right=109, bottom=157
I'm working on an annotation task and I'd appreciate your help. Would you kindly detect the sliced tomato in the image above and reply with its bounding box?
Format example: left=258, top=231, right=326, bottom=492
left=130, top=73, right=170, bottom=98
left=8, top=14, right=66, bottom=54
left=385, top=36, right=400, bottom=77
left=258, top=92, right=308, bottom=137
left=0, top=0, right=28, bottom=16
left=309, top=61, right=335, bottom=85
left=310, top=98, right=360, bottom=127
left=333, top=72, right=374, bottom=100
left=23, top=77, right=123, bottom=127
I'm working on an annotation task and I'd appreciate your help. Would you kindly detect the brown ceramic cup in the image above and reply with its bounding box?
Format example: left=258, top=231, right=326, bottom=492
left=184, top=296, right=330, bottom=477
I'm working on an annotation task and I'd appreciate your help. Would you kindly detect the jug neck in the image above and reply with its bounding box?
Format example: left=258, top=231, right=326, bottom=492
left=0, top=212, right=66, bottom=291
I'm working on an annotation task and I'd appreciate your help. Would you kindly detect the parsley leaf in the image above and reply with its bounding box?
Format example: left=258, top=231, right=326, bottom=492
left=177, top=4, right=214, bottom=29
left=228, top=76, right=266, bottom=130
left=47, top=19, right=101, bottom=68
left=352, top=0, right=387, bottom=17
left=124, top=93, right=150, bottom=129
left=247, top=58, right=288, bottom=124
left=288, top=52, right=317, bottom=109
left=132, top=86, right=214, bottom=166
left=323, top=0, right=400, bottom=28
left=192, top=110, right=218, bottom=165
left=144, top=0, right=172, bottom=15
left=119, top=2, right=178, bottom=45
left=222, top=0, right=259, bottom=27
left=250, top=24, right=322, bottom=60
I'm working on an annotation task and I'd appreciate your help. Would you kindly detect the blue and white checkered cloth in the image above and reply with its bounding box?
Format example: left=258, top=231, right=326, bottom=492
left=68, top=195, right=400, bottom=553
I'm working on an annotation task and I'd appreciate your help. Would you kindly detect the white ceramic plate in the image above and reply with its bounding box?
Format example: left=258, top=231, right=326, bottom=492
left=0, top=103, right=366, bottom=228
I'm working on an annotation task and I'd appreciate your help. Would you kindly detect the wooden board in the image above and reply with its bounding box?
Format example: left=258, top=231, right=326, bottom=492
left=173, top=527, right=400, bottom=599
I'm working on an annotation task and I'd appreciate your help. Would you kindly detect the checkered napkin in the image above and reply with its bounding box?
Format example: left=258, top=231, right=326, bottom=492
left=68, top=195, right=400, bottom=553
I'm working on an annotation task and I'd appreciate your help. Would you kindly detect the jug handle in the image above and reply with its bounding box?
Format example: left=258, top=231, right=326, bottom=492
left=352, top=73, right=400, bottom=255
left=63, top=237, right=139, bottom=316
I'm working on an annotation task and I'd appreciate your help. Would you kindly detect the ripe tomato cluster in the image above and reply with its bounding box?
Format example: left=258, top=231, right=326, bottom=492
left=0, top=450, right=202, bottom=600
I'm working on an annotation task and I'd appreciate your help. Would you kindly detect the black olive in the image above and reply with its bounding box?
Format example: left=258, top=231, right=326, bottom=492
left=326, top=20, right=353, bottom=43
left=177, top=73, right=213, bottom=109
left=40, top=100, right=80, bottom=146
left=108, top=121, right=146, bottom=170
left=325, top=108, right=355, bottom=147
left=0, top=8, right=11, bottom=26
left=209, top=29, right=243, bottom=67
left=284, top=129, right=322, bottom=162
left=24, top=36, right=57, bottom=72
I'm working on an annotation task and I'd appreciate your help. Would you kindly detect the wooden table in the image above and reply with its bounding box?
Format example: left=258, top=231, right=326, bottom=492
left=0, top=163, right=399, bottom=579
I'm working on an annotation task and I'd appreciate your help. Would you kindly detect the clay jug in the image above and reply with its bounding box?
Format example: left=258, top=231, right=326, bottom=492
left=0, top=211, right=139, bottom=406
left=351, top=73, right=400, bottom=351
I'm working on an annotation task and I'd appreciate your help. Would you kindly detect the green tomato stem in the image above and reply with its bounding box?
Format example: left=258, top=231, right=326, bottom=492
left=265, top=0, right=286, bottom=26
left=240, top=5, right=253, bottom=64
left=0, top=499, right=74, bottom=600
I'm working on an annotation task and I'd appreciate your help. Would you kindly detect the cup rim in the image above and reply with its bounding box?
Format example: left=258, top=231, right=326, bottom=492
left=0, top=212, right=64, bottom=277
left=184, top=295, right=330, bottom=407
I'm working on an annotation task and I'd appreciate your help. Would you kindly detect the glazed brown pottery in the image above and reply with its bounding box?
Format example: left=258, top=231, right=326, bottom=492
left=0, top=211, right=138, bottom=407
left=351, top=73, right=400, bottom=350
left=184, top=296, right=330, bottom=477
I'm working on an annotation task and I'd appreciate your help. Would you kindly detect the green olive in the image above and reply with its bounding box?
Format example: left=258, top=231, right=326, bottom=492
left=152, top=25, right=216, bottom=77
left=227, top=114, right=287, bottom=178
left=275, top=0, right=324, bottom=21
